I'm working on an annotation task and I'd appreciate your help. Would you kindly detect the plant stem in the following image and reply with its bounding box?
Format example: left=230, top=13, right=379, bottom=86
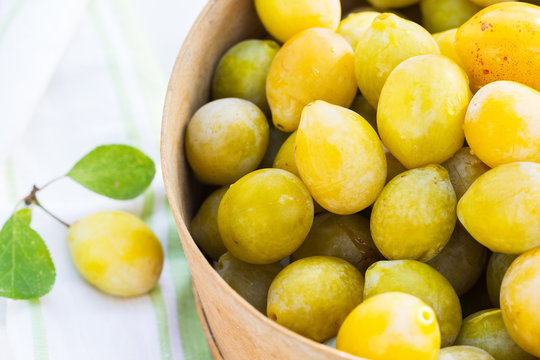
left=12, top=185, right=39, bottom=213
left=35, top=201, right=71, bottom=228
left=15, top=183, right=71, bottom=228
left=38, top=175, right=64, bottom=191
left=23, top=185, right=40, bottom=206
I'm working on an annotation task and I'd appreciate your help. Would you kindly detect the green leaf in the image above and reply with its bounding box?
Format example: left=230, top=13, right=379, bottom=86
left=67, top=144, right=155, bottom=200
left=15, top=208, right=32, bottom=225
left=0, top=214, right=56, bottom=299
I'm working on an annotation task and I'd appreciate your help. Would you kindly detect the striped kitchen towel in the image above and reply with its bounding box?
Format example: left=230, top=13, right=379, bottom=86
left=0, top=0, right=211, bottom=359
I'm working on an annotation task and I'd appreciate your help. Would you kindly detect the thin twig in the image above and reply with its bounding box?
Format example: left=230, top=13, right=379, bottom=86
left=35, top=201, right=71, bottom=228
left=12, top=177, right=70, bottom=227
left=38, top=175, right=65, bottom=191
left=12, top=185, right=39, bottom=214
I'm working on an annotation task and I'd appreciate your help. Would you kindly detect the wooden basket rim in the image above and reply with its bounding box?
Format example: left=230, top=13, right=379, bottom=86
left=161, top=1, right=366, bottom=359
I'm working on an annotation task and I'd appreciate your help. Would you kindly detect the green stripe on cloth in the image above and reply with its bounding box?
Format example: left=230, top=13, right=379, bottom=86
left=140, top=188, right=156, bottom=223
left=4, top=157, right=49, bottom=360
left=28, top=299, right=49, bottom=360
left=166, top=206, right=212, bottom=360
left=149, top=285, right=173, bottom=360
left=107, top=1, right=212, bottom=359
left=89, top=2, right=141, bottom=146
left=140, top=186, right=173, bottom=360
left=0, top=0, right=30, bottom=40
left=89, top=3, right=176, bottom=360
left=110, top=0, right=164, bottom=143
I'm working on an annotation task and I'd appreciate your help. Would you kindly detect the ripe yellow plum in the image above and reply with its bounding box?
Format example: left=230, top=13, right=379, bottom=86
left=217, top=169, right=313, bottom=264
left=254, top=0, right=341, bottom=43
left=337, top=11, right=380, bottom=50
left=501, top=247, right=540, bottom=357
left=68, top=211, right=163, bottom=297
left=266, top=28, right=356, bottom=132
left=295, top=101, right=386, bottom=215
left=457, top=162, right=540, bottom=254
left=355, top=13, right=439, bottom=108
left=371, top=165, right=457, bottom=261
left=337, top=292, right=440, bottom=360
left=464, top=81, right=540, bottom=167
left=378, top=55, right=471, bottom=169
left=456, top=2, right=540, bottom=91
left=267, top=256, right=364, bottom=342
left=272, top=131, right=298, bottom=176
left=185, top=98, right=269, bottom=185
left=364, top=260, right=462, bottom=346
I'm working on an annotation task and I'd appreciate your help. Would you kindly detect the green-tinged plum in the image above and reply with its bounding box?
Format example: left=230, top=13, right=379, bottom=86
left=267, top=28, right=356, bottom=132
left=355, top=13, right=439, bottom=108
left=296, top=101, right=386, bottom=215
left=438, top=346, right=495, bottom=360
left=259, top=125, right=289, bottom=168
left=456, top=309, right=536, bottom=360
left=364, top=260, right=462, bottom=346
left=468, top=0, right=509, bottom=6
left=367, top=0, right=422, bottom=10
left=442, top=147, right=490, bottom=200
left=426, top=225, right=488, bottom=296
left=212, top=39, right=279, bottom=114
left=349, top=94, right=377, bottom=132
left=190, top=186, right=228, bottom=260
left=371, top=165, right=457, bottom=261
left=216, top=252, right=282, bottom=313
left=486, top=253, right=517, bottom=307
left=291, top=213, right=382, bottom=272
left=385, top=149, right=407, bottom=183
left=378, top=55, right=471, bottom=169
left=420, top=0, right=481, bottom=34
left=185, top=98, right=269, bottom=185
left=267, top=256, right=364, bottom=342
left=218, top=169, right=313, bottom=264
left=460, top=272, right=492, bottom=318
left=469, top=0, right=540, bottom=6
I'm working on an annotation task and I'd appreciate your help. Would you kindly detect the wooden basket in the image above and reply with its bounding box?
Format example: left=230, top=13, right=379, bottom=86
left=161, top=0, right=364, bottom=358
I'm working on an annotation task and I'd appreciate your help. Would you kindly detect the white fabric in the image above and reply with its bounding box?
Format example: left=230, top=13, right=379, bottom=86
left=0, top=0, right=208, bottom=359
